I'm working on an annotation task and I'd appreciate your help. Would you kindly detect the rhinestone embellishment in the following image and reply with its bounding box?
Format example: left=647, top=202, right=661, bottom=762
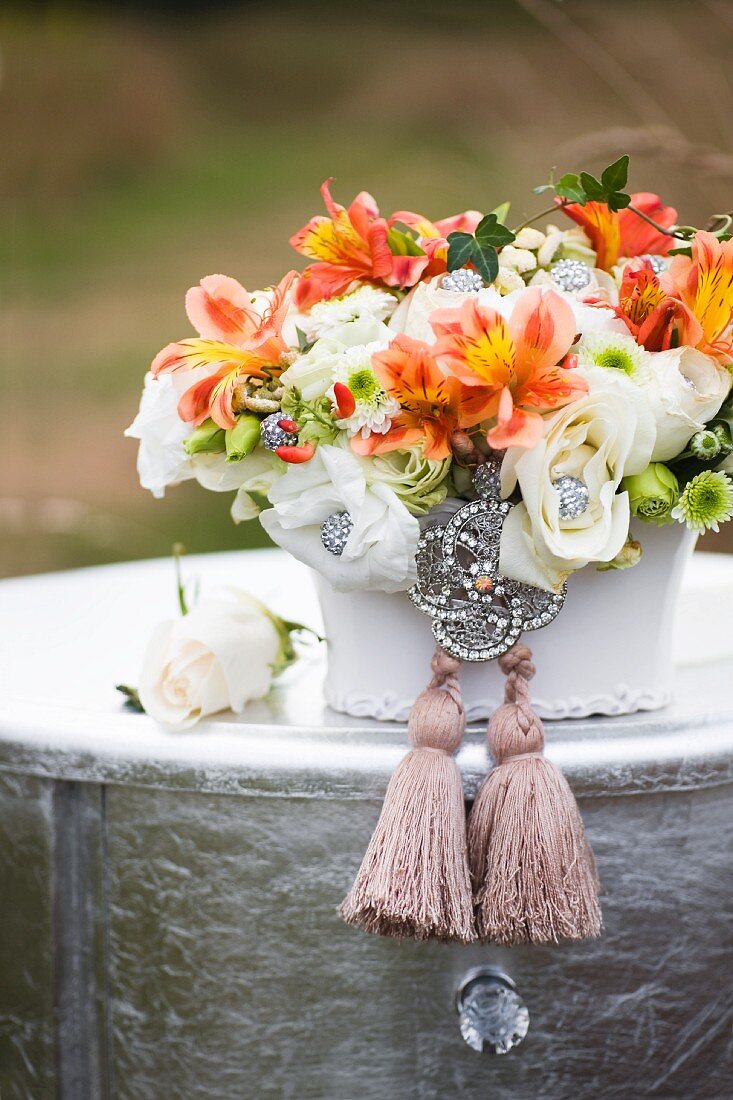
left=409, top=457, right=565, bottom=661
left=641, top=253, right=665, bottom=275
left=551, top=258, right=592, bottom=293
left=553, top=475, right=589, bottom=520
left=320, top=510, right=353, bottom=555
left=260, top=412, right=298, bottom=451
left=441, top=268, right=485, bottom=294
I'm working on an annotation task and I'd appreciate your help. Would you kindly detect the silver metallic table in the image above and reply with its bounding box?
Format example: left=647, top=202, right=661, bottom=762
left=1, top=551, right=732, bottom=1099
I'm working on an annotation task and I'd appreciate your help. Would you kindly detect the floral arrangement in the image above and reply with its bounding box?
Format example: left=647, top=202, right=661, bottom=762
left=128, top=156, right=733, bottom=595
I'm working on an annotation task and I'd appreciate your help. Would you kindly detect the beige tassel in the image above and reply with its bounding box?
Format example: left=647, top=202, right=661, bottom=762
left=340, top=649, right=475, bottom=942
left=468, top=644, right=602, bottom=946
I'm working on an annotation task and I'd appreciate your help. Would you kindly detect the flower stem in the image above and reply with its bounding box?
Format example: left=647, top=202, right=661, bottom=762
left=627, top=203, right=691, bottom=242
left=513, top=202, right=565, bottom=232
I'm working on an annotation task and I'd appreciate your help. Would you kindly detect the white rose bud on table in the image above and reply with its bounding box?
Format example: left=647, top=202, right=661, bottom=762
left=138, top=589, right=292, bottom=728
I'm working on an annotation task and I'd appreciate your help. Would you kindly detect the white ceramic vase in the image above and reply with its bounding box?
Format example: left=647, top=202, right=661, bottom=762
left=316, top=520, right=697, bottom=721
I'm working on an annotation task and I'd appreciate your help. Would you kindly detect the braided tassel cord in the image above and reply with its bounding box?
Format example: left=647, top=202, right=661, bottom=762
left=340, top=649, right=475, bottom=943
left=467, top=644, right=602, bottom=946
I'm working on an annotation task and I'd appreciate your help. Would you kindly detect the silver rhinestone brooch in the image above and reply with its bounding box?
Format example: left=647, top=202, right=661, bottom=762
left=409, top=458, right=565, bottom=661
left=441, top=268, right=485, bottom=294
left=641, top=253, right=665, bottom=275
left=321, top=511, right=353, bottom=556
left=551, top=258, right=592, bottom=293
left=260, top=413, right=298, bottom=451
left=553, top=475, right=589, bottom=520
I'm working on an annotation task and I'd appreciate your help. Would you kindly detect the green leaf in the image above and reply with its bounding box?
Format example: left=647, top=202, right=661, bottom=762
left=601, top=154, right=630, bottom=193
left=579, top=171, right=605, bottom=202
left=607, top=191, right=631, bottom=212
left=474, top=212, right=515, bottom=249
left=533, top=183, right=555, bottom=195
left=446, top=231, right=477, bottom=271
left=555, top=172, right=586, bottom=204
left=295, top=327, right=315, bottom=354
left=116, top=684, right=145, bottom=713
left=489, top=201, right=511, bottom=223
left=473, top=244, right=499, bottom=284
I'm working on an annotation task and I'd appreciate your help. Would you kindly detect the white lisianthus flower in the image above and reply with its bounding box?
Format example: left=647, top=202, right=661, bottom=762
left=578, top=344, right=731, bottom=462
left=259, top=444, right=421, bottom=592
left=295, top=285, right=399, bottom=342
left=125, top=370, right=204, bottom=497
left=645, top=347, right=731, bottom=461
left=389, top=275, right=503, bottom=342
left=499, top=373, right=656, bottom=592
left=138, top=589, right=283, bottom=728
left=328, top=343, right=400, bottom=439
left=280, top=319, right=392, bottom=399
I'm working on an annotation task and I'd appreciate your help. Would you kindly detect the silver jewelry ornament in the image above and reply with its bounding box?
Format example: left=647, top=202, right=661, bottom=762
left=551, top=258, right=592, bottom=293
left=441, top=268, right=485, bottom=294
left=260, top=412, right=298, bottom=451
left=321, top=511, right=353, bottom=556
left=409, top=458, right=565, bottom=661
left=553, top=475, right=590, bottom=520
left=641, top=253, right=666, bottom=275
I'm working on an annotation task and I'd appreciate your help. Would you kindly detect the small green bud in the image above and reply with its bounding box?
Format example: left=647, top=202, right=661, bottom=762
left=689, top=429, right=721, bottom=461
left=712, top=422, right=733, bottom=459
left=184, top=419, right=226, bottom=456
left=225, top=414, right=261, bottom=462
left=622, top=463, right=679, bottom=526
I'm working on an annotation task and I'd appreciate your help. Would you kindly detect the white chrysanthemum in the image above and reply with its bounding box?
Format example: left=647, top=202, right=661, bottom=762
left=329, top=342, right=400, bottom=438
left=577, top=331, right=652, bottom=382
left=303, top=285, right=399, bottom=341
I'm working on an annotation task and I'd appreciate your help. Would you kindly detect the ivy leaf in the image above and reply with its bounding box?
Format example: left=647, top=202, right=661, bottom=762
left=607, top=190, right=631, bottom=212
left=474, top=212, right=516, bottom=249
left=472, top=244, right=499, bottom=285
left=579, top=171, right=606, bottom=202
left=446, top=231, right=477, bottom=271
left=601, top=154, right=630, bottom=193
left=555, top=172, right=586, bottom=204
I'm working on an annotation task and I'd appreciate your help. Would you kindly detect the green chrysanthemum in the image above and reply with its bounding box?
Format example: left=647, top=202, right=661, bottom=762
left=578, top=332, right=649, bottom=380
left=347, top=367, right=381, bottom=403
left=672, top=470, right=733, bottom=533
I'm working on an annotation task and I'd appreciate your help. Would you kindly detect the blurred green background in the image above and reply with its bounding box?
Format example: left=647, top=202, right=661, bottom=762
left=2, top=0, right=733, bottom=577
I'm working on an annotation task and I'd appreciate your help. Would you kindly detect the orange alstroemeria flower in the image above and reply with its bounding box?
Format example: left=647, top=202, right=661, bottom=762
left=350, top=336, right=482, bottom=460
left=290, top=180, right=429, bottom=308
left=665, top=230, right=733, bottom=361
left=290, top=180, right=483, bottom=307
left=151, top=270, right=296, bottom=429
left=430, top=288, right=587, bottom=449
left=610, top=260, right=702, bottom=353
left=562, top=192, right=677, bottom=272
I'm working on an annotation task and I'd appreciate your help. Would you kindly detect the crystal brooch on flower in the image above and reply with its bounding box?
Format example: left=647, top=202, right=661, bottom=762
left=408, top=459, right=565, bottom=661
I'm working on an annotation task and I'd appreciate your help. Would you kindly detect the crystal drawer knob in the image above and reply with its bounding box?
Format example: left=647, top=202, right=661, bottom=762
left=455, top=967, right=529, bottom=1054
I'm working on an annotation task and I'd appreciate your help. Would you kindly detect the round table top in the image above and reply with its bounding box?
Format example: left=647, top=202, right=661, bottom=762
left=1, top=549, right=732, bottom=799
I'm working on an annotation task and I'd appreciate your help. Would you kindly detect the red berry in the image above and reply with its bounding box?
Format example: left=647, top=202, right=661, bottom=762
left=333, top=382, right=356, bottom=418
left=275, top=442, right=315, bottom=464
left=277, top=418, right=299, bottom=433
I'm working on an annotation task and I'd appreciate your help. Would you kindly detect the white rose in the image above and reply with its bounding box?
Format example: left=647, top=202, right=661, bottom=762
left=499, top=373, right=656, bottom=591
left=125, top=370, right=203, bottom=497
left=646, top=347, right=731, bottom=461
left=138, top=590, right=282, bottom=728
left=280, top=319, right=392, bottom=399
left=259, top=443, right=420, bottom=593
left=389, top=276, right=504, bottom=342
